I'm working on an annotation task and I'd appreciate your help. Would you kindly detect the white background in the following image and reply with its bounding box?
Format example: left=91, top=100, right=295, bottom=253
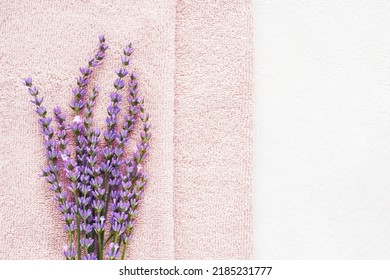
left=254, top=0, right=390, bottom=259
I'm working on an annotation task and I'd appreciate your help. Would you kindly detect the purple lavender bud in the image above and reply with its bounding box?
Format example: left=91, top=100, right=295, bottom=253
left=69, top=99, right=85, bottom=112
left=80, top=67, right=92, bottom=76
left=99, top=43, right=109, bottom=52
left=80, top=237, right=94, bottom=249
left=82, top=253, right=97, bottom=260
left=64, top=158, right=77, bottom=170
left=57, top=202, right=74, bottom=214
left=92, top=200, right=105, bottom=212
left=122, top=181, right=132, bottom=190
left=70, top=122, right=83, bottom=135
left=54, top=191, right=67, bottom=202
left=112, top=189, right=122, bottom=199
left=95, top=51, right=105, bottom=61
left=140, top=131, right=152, bottom=142
left=45, top=139, right=57, bottom=148
left=111, top=222, right=125, bottom=234
left=105, top=116, right=116, bottom=129
left=93, top=217, right=106, bottom=233
left=64, top=221, right=77, bottom=233
left=102, top=147, right=114, bottom=160
left=130, top=198, right=139, bottom=208
left=114, top=78, right=125, bottom=90
left=77, top=76, right=88, bottom=87
left=46, top=174, right=56, bottom=184
left=79, top=209, right=92, bottom=220
left=143, top=122, right=151, bottom=131
left=115, top=68, right=129, bottom=78
left=128, top=208, right=138, bottom=219
left=79, top=182, right=90, bottom=193
left=72, top=87, right=87, bottom=97
left=121, top=56, right=130, bottom=66
left=78, top=197, right=92, bottom=207
left=122, top=234, right=132, bottom=243
left=118, top=200, right=130, bottom=212
left=106, top=243, right=120, bottom=260
left=98, top=34, right=105, bottom=43
left=38, top=117, right=52, bottom=128
left=48, top=183, right=60, bottom=192
left=80, top=172, right=90, bottom=182
left=89, top=135, right=100, bottom=146
left=59, top=142, right=69, bottom=154
left=123, top=45, right=134, bottom=56
left=63, top=247, right=76, bottom=260
left=65, top=168, right=80, bottom=182
left=108, top=178, right=120, bottom=188
left=130, top=71, right=138, bottom=80
left=91, top=177, right=103, bottom=188
left=126, top=220, right=136, bottom=230
left=133, top=149, right=141, bottom=163
left=110, top=200, right=119, bottom=212
left=128, top=106, right=140, bottom=116
left=70, top=206, right=78, bottom=216
left=63, top=213, right=75, bottom=223
left=92, top=188, right=105, bottom=198
left=23, top=77, right=33, bottom=87
left=113, top=212, right=128, bottom=223
left=66, top=182, right=78, bottom=194
left=114, top=147, right=123, bottom=158
left=77, top=135, right=87, bottom=146
left=103, top=131, right=117, bottom=143
left=57, top=129, right=66, bottom=139
left=35, top=106, right=47, bottom=116
left=93, top=127, right=101, bottom=137
left=142, top=173, right=150, bottom=182
left=118, top=129, right=128, bottom=139
left=107, top=105, right=121, bottom=116
left=80, top=223, right=93, bottom=234
left=88, top=57, right=99, bottom=67
left=28, top=86, right=38, bottom=96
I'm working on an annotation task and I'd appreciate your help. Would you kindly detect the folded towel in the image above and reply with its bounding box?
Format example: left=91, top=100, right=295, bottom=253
left=174, top=0, right=253, bottom=259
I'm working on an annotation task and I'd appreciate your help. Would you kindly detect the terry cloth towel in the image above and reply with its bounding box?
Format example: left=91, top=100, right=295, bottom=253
left=0, top=0, right=252, bottom=259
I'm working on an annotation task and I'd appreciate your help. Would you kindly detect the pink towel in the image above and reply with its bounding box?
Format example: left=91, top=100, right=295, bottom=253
left=0, top=0, right=252, bottom=259
left=174, top=0, right=253, bottom=259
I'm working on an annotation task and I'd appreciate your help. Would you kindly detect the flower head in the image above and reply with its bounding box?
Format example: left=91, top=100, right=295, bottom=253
left=23, top=77, right=33, bottom=87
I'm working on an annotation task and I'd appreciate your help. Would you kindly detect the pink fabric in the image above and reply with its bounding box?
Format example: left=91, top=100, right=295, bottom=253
left=0, top=0, right=252, bottom=259
left=174, top=0, right=253, bottom=259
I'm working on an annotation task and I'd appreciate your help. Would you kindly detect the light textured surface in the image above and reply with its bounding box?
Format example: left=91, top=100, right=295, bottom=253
left=0, top=0, right=252, bottom=259
left=174, top=0, right=253, bottom=259
left=254, top=0, right=390, bottom=259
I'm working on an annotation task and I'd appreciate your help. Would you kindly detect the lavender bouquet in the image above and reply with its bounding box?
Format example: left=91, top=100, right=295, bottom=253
left=22, top=35, right=151, bottom=260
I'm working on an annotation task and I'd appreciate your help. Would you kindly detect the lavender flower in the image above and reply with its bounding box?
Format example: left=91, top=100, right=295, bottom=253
left=23, top=35, right=151, bottom=260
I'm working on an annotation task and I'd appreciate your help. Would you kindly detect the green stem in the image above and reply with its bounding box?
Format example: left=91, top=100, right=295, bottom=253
left=69, top=232, right=74, bottom=260
left=121, top=242, right=127, bottom=260
left=101, top=173, right=108, bottom=246
left=121, top=228, right=131, bottom=260
left=98, top=233, right=103, bottom=260
left=75, top=194, right=81, bottom=260
left=102, top=173, right=110, bottom=220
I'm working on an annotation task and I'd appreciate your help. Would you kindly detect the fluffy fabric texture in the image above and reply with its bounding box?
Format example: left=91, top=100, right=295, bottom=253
left=0, top=0, right=252, bottom=259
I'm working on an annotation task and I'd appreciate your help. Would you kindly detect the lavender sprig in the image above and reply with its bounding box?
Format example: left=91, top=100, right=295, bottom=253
left=24, top=78, right=78, bottom=260
left=68, top=36, right=108, bottom=260
left=120, top=110, right=151, bottom=259
left=101, top=44, right=134, bottom=260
